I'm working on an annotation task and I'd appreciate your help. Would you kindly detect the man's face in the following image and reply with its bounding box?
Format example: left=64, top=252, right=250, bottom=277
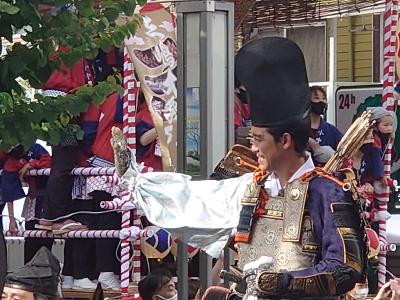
left=152, top=278, right=177, bottom=300
left=2, top=286, right=34, bottom=300
left=250, top=126, right=284, bottom=172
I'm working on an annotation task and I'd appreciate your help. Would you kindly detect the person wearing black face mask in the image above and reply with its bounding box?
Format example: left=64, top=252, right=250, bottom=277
left=310, top=101, right=326, bottom=116
left=308, top=86, right=343, bottom=165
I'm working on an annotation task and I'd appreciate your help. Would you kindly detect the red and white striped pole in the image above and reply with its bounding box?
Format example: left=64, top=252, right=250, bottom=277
left=4, top=229, right=152, bottom=239
left=378, top=0, right=398, bottom=287
left=376, top=142, right=393, bottom=287
left=121, top=44, right=141, bottom=296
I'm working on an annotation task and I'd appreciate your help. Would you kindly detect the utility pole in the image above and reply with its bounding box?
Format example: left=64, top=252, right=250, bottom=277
left=176, top=1, right=234, bottom=299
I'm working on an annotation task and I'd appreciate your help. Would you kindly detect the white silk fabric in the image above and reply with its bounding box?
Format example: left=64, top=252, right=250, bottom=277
left=121, top=167, right=252, bottom=257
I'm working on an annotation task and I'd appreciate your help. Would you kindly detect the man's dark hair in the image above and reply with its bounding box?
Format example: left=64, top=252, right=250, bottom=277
left=309, top=85, right=327, bottom=100
left=138, top=269, right=173, bottom=300
left=266, top=116, right=311, bottom=155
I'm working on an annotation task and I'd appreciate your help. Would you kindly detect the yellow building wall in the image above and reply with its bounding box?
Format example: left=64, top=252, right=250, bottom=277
left=336, top=15, right=373, bottom=82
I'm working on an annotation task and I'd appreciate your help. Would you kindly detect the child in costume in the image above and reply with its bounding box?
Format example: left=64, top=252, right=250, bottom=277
left=356, top=107, right=397, bottom=222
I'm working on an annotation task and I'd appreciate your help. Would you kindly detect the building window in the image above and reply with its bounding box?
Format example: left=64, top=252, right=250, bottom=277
left=252, top=23, right=326, bottom=83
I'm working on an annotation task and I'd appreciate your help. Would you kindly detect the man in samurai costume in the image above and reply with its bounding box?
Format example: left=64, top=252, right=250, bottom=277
left=111, top=37, right=366, bottom=299
left=2, top=247, right=61, bottom=300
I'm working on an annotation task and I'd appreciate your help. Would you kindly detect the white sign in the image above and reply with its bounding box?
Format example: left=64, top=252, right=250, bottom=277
left=335, top=84, right=382, bottom=133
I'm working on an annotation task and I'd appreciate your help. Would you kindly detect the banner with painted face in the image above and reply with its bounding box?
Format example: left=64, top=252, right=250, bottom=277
left=126, top=3, right=177, bottom=171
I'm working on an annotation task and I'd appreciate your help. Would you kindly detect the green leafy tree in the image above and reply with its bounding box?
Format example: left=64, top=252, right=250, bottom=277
left=0, top=0, right=145, bottom=150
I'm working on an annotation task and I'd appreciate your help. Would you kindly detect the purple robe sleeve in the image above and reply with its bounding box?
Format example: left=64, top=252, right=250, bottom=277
left=276, top=177, right=365, bottom=297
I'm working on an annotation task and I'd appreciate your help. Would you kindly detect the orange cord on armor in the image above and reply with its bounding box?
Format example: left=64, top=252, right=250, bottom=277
left=253, top=169, right=269, bottom=217
left=234, top=232, right=251, bottom=243
left=233, top=169, right=269, bottom=243
left=255, top=188, right=268, bottom=217
left=300, top=167, right=344, bottom=187
left=253, top=168, right=266, bottom=182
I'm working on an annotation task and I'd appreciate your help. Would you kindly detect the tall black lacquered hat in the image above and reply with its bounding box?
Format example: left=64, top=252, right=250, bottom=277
left=5, top=247, right=60, bottom=297
left=235, top=37, right=310, bottom=128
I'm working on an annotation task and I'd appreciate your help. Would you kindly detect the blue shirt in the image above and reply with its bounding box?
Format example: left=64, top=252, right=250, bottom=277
left=1, top=144, right=49, bottom=202
left=313, top=119, right=343, bottom=150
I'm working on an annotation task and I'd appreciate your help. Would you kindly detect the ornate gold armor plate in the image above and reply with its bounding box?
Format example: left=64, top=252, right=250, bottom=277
left=237, top=179, right=319, bottom=272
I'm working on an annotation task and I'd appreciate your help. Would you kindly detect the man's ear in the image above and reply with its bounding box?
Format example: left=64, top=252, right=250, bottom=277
left=280, top=133, right=292, bottom=150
